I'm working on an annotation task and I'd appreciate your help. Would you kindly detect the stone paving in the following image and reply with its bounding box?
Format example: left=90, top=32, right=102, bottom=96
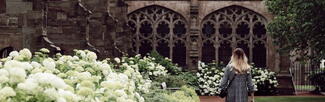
left=199, top=92, right=325, bottom=102
left=200, top=96, right=224, bottom=102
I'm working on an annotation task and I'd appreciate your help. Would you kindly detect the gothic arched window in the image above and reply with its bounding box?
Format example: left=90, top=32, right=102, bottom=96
left=128, top=5, right=188, bottom=67
left=201, top=6, right=267, bottom=67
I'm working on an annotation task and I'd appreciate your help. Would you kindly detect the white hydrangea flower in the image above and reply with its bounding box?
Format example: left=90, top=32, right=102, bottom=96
left=77, top=50, right=86, bottom=59
left=0, top=87, right=16, bottom=99
left=101, top=73, right=129, bottom=90
left=43, top=58, right=56, bottom=70
left=58, top=89, right=80, bottom=102
left=7, top=67, right=26, bottom=83
left=77, top=87, right=93, bottom=96
left=17, top=78, right=39, bottom=92
left=0, top=74, right=9, bottom=83
left=77, top=72, right=92, bottom=80
left=114, top=89, right=127, bottom=97
left=114, top=58, right=121, bottom=63
left=21, top=62, right=33, bottom=70
left=29, top=73, right=68, bottom=89
left=40, top=48, right=50, bottom=53
left=9, top=51, right=19, bottom=57
left=135, top=92, right=144, bottom=102
left=72, top=56, right=79, bottom=61
left=0, top=69, right=9, bottom=77
left=19, top=48, right=32, bottom=59
left=44, top=88, right=59, bottom=100
left=57, top=97, right=67, bottom=102
left=4, top=60, right=32, bottom=70
left=87, top=52, right=97, bottom=61
left=124, top=67, right=134, bottom=77
left=31, top=61, right=42, bottom=68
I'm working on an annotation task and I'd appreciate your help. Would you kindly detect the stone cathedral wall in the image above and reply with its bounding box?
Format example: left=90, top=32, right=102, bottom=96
left=0, top=0, right=131, bottom=59
left=0, top=0, right=281, bottom=72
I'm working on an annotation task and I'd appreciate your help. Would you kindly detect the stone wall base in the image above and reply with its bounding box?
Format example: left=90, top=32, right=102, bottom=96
left=277, top=73, right=296, bottom=95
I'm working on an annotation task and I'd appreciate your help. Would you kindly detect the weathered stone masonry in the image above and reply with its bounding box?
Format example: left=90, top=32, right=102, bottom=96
left=0, top=0, right=283, bottom=72
left=0, top=0, right=131, bottom=59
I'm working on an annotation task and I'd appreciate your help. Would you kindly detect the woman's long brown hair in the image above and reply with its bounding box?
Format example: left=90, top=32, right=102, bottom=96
left=229, top=48, right=251, bottom=73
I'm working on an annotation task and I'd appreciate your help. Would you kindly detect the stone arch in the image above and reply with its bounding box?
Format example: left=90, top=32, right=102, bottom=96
left=200, top=5, right=268, bottom=67
left=128, top=5, right=188, bottom=23
left=199, top=2, right=272, bottom=21
left=127, top=2, right=190, bottom=21
left=127, top=5, right=189, bottom=67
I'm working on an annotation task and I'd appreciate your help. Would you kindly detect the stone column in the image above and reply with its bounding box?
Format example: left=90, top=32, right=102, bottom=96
left=277, top=51, right=295, bottom=95
left=188, top=0, right=200, bottom=71
left=114, top=0, right=132, bottom=57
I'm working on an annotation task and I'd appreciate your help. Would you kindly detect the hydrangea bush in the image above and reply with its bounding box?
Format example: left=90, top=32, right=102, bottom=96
left=196, top=61, right=224, bottom=95
left=251, top=67, right=278, bottom=95
left=0, top=48, right=200, bottom=102
left=148, top=51, right=182, bottom=75
left=197, top=61, right=279, bottom=96
left=124, top=51, right=198, bottom=89
left=0, top=49, right=150, bottom=102
left=109, top=55, right=168, bottom=81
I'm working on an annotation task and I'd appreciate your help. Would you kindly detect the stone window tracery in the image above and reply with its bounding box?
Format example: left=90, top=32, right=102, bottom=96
left=201, top=6, right=267, bottom=67
left=128, top=5, right=188, bottom=67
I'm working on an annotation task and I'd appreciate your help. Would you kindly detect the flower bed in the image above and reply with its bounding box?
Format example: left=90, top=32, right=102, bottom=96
left=251, top=67, right=278, bottom=95
left=0, top=48, right=199, bottom=102
left=196, top=61, right=224, bottom=96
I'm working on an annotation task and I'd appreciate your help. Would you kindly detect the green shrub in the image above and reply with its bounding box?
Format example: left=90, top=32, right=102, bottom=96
left=143, top=86, right=199, bottom=102
left=179, top=72, right=198, bottom=88
left=309, top=68, right=325, bottom=92
left=155, top=75, right=187, bottom=88
left=149, top=51, right=182, bottom=75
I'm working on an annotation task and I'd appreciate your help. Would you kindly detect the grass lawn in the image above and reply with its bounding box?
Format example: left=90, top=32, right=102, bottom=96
left=255, top=96, right=325, bottom=102
left=294, top=85, right=316, bottom=91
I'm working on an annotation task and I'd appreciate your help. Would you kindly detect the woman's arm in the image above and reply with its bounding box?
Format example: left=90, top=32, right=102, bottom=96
left=220, top=66, right=230, bottom=90
left=247, top=71, right=256, bottom=102
left=247, top=70, right=257, bottom=92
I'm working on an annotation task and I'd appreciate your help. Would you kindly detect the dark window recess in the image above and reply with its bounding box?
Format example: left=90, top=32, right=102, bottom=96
left=0, top=47, right=14, bottom=58
left=202, top=41, right=215, bottom=63
left=173, top=41, right=186, bottom=67
left=253, top=42, right=266, bottom=68
left=139, top=40, right=152, bottom=56
left=0, top=0, right=5, bottom=14
left=202, top=21, right=215, bottom=38
left=157, top=41, right=170, bottom=58
left=219, top=42, right=232, bottom=65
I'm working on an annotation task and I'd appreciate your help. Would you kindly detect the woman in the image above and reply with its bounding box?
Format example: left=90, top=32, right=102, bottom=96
left=220, top=48, right=256, bottom=102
